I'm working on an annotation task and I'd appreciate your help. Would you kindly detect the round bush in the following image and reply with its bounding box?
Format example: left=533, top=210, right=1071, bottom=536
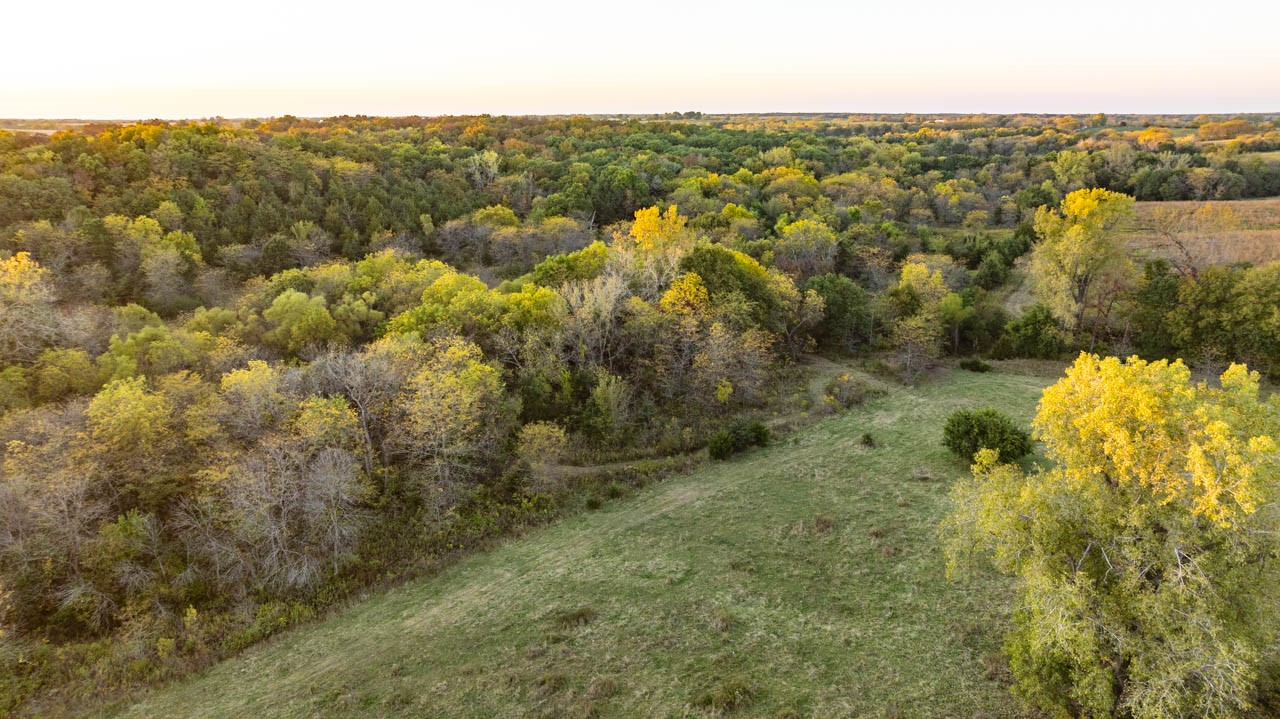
left=708, top=419, right=770, bottom=460
left=942, top=408, right=1032, bottom=462
left=708, top=431, right=737, bottom=460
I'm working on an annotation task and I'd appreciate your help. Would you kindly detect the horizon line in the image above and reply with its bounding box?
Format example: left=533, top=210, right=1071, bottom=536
left=4, top=110, right=1279, bottom=124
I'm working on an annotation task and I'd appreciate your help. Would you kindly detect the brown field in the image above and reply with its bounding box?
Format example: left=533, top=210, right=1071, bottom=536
left=0, top=126, right=59, bottom=135
left=1123, top=197, right=1280, bottom=267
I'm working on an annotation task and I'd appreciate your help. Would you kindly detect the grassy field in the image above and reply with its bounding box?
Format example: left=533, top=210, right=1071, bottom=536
left=1243, top=150, right=1280, bottom=163
left=110, top=366, right=1057, bottom=719
left=1125, top=197, right=1280, bottom=267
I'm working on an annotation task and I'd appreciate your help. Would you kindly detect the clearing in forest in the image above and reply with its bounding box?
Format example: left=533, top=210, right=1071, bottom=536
left=113, top=367, right=1055, bottom=719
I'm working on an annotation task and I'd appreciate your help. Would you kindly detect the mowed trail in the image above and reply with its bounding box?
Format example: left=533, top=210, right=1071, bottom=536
left=113, top=368, right=1054, bottom=719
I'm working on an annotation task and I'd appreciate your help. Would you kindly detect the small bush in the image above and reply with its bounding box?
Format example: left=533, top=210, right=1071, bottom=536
left=860, top=432, right=876, bottom=448
left=549, top=606, right=598, bottom=629
left=226, top=601, right=314, bottom=651
left=692, top=677, right=756, bottom=713
left=535, top=672, right=568, bottom=696
left=959, top=358, right=991, bottom=373
left=861, top=357, right=899, bottom=381
left=710, top=607, right=736, bottom=632
left=586, top=676, right=618, bottom=700
left=708, top=419, right=770, bottom=460
left=993, top=304, right=1068, bottom=359
left=822, top=373, right=877, bottom=410
left=516, top=421, right=568, bottom=466
left=942, top=408, right=1033, bottom=461
left=811, top=514, right=835, bottom=533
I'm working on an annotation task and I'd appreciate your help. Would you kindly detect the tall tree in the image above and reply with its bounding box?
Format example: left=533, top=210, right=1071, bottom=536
left=0, top=252, right=61, bottom=363
left=946, top=355, right=1280, bottom=719
left=1029, top=188, right=1135, bottom=338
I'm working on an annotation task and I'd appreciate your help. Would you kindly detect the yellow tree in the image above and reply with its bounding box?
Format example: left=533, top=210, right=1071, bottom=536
left=87, top=376, right=179, bottom=509
left=0, top=252, right=61, bottom=363
left=1029, top=188, right=1135, bottom=337
left=772, top=218, right=838, bottom=279
left=614, top=205, right=693, bottom=298
left=889, top=260, right=948, bottom=377
left=945, top=354, right=1280, bottom=719
left=658, top=272, right=710, bottom=316
left=391, top=336, right=512, bottom=488
left=624, top=205, right=690, bottom=253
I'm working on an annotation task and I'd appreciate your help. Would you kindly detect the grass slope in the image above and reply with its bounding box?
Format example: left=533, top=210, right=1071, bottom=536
left=113, top=368, right=1054, bottom=719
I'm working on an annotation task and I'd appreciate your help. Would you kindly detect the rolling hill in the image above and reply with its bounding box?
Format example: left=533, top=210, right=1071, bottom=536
left=111, top=366, right=1056, bottom=719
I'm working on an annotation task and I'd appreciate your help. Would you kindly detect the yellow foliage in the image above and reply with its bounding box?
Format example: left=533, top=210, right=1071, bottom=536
left=1035, top=353, right=1276, bottom=527
left=293, top=396, right=361, bottom=452
left=897, top=262, right=948, bottom=306
left=1029, top=188, right=1134, bottom=331
left=0, top=251, right=51, bottom=301
left=659, top=272, right=710, bottom=316
left=1135, top=127, right=1173, bottom=150
left=947, top=353, right=1280, bottom=717
left=714, top=379, right=734, bottom=404
left=623, top=205, right=689, bottom=253
left=87, top=376, right=173, bottom=455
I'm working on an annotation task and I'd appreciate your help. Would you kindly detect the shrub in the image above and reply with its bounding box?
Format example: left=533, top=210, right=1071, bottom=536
left=972, top=250, right=1010, bottom=289
left=548, top=606, right=597, bottom=629
left=942, top=408, right=1032, bottom=461
left=822, top=373, right=879, bottom=410
left=708, top=419, right=769, bottom=460
left=993, top=304, right=1067, bottom=359
left=515, top=421, right=568, bottom=466
left=692, top=677, right=756, bottom=713
left=959, top=358, right=991, bottom=372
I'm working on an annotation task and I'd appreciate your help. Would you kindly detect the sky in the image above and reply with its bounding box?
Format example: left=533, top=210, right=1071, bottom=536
left=3, top=0, right=1278, bottom=119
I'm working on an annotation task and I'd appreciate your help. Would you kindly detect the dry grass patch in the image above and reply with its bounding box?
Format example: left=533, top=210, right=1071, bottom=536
left=1124, top=197, right=1280, bottom=267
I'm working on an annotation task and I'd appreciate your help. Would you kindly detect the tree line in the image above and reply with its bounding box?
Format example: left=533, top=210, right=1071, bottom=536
left=1, top=112, right=1278, bottom=715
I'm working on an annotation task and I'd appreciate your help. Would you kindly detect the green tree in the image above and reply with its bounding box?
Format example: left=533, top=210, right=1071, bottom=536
left=772, top=219, right=838, bottom=279
left=803, top=273, right=870, bottom=351
left=1128, top=260, right=1180, bottom=360
left=263, top=290, right=341, bottom=356
left=995, top=304, right=1068, bottom=359
left=937, top=292, right=974, bottom=354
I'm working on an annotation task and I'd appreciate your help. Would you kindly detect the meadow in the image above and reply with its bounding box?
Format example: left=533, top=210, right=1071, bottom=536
left=111, top=364, right=1056, bottom=719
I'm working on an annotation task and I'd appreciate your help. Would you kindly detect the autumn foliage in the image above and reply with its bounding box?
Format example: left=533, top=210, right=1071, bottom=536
left=946, top=354, right=1280, bottom=718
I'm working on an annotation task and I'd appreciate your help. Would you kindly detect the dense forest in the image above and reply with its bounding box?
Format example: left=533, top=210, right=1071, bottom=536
left=2, top=112, right=1280, bottom=715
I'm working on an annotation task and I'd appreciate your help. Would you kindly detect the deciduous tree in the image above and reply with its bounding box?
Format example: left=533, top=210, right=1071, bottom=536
left=1029, top=188, right=1135, bottom=337
left=946, top=355, right=1280, bottom=719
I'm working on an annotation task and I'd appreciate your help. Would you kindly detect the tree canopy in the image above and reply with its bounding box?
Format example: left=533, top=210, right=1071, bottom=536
left=946, top=354, right=1280, bottom=718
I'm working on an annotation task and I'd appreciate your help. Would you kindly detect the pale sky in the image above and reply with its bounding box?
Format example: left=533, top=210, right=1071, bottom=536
left=2, top=0, right=1278, bottom=119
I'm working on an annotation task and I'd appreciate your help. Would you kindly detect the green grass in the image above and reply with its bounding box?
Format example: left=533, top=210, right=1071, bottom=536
left=111, top=367, right=1056, bottom=719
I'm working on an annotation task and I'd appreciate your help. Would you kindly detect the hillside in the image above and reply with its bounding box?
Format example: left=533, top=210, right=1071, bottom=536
left=111, top=366, right=1055, bottom=719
